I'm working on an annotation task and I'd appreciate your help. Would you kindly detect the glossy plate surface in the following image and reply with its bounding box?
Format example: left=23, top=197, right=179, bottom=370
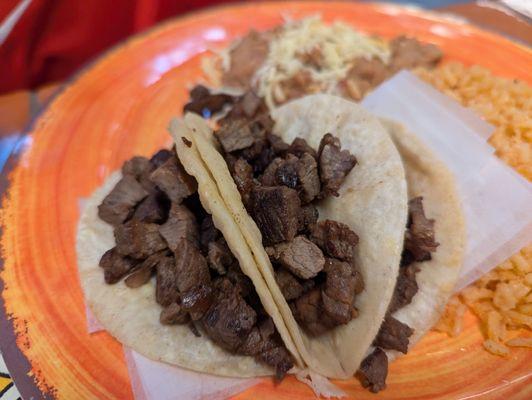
left=1, top=2, right=531, bottom=399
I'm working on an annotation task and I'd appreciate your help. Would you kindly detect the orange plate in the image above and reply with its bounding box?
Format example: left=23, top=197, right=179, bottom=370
left=1, top=2, right=531, bottom=399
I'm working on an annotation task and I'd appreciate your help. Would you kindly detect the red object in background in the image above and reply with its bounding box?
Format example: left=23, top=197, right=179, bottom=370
left=0, top=0, right=242, bottom=94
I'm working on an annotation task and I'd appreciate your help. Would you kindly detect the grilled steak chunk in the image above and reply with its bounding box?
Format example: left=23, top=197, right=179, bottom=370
left=260, top=157, right=284, bottom=186
left=207, top=239, right=234, bottom=275
left=388, top=264, right=419, bottom=313
left=150, top=149, right=174, bottom=169
left=133, top=192, right=168, bottom=223
left=288, top=137, right=317, bottom=159
left=200, top=215, right=220, bottom=253
left=374, top=315, right=413, bottom=354
left=98, top=175, right=148, bottom=225
left=298, top=204, right=319, bottom=233
left=160, top=302, right=190, bottom=325
left=122, top=156, right=157, bottom=193
left=99, top=247, right=138, bottom=284
left=290, top=288, right=336, bottom=336
left=175, top=240, right=210, bottom=294
left=275, top=154, right=299, bottom=189
left=150, top=157, right=197, bottom=203
left=181, top=283, right=214, bottom=320
left=404, top=197, right=439, bottom=262
left=310, top=220, right=359, bottom=261
left=231, top=157, right=254, bottom=204
left=268, top=133, right=290, bottom=155
left=249, top=186, right=301, bottom=245
left=322, top=258, right=362, bottom=324
left=271, top=236, right=325, bottom=279
left=184, top=85, right=235, bottom=116
left=226, top=264, right=254, bottom=299
left=201, top=278, right=257, bottom=352
left=275, top=269, right=305, bottom=301
left=124, top=251, right=164, bottom=288
left=155, top=256, right=179, bottom=306
left=114, top=219, right=167, bottom=259
left=317, top=133, right=357, bottom=198
left=358, top=348, right=388, bottom=393
left=297, top=152, right=320, bottom=203
left=217, top=119, right=255, bottom=153
left=159, top=203, right=199, bottom=252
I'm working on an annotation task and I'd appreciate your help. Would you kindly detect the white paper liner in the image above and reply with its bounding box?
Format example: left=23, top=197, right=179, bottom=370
left=361, top=71, right=532, bottom=291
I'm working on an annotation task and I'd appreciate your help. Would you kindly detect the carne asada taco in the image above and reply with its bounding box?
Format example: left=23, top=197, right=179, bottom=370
left=76, top=119, right=304, bottom=378
left=180, top=93, right=409, bottom=379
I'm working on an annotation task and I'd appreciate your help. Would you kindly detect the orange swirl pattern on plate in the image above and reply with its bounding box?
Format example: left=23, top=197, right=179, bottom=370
left=1, top=2, right=531, bottom=399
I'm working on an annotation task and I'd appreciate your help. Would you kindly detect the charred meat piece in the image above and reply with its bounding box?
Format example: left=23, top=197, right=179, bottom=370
left=374, top=315, right=413, bottom=354
left=231, top=157, right=254, bottom=204
left=150, top=149, right=174, bottom=169
left=159, top=203, right=199, bottom=252
left=115, top=219, right=167, bottom=259
left=208, top=239, right=235, bottom=275
left=260, top=157, right=284, bottom=186
left=181, top=283, right=214, bottom=321
left=124, top=251, right=165, bottom=288
left=297, top=153, right=320, bottom=203
left=122, top=156, right=157, bottom=193
left=288, top=137, right=317, bottom=159
left=275, top=269, right=305, bottom=301
left=200, top=215, right=221, bottom=253
left=222, top=30, right=271, bottom=89
left=268, top=133, right=290, bottom=155
left=133, top=192, right=168, bottom=223
left=226, top=91, right=266, bottom=120
left=358, top=348, right=388, bottom=393
left=298, top=204, right=319, bottom=233
left=99, top=247, right=138, bottom=284
left=275, top=154, right=299, bottom=189
left=310, top=220, right=359, bottom=261
left=322, top=258, right=362, bottom=324
left=404, top=197, right=439, bottom=262
left=388, top=264, right=419, bottom=313
left=183, top=85, right=235, bottom=117
left=317, top=133, right=357, bottom=198
left=175, top=240, right=211, bottom=294
left=290, top=288, right=336, bottom=336
left=217, top=119, right=255, bottom=153
left=98, top=175, right=148, bottom=225
left=155, top=256, right=179, bottom=306
left=249, top=186, right=301, bottom=245
left=270, top=236, right=325, bottom=279
left=390, top=36, right=442, bottom=72
left=150, top=157, right=197, bottom=203
left=226, top=264, right=254, bottom=298
left=160, top=302, right=190, bottom=325
left=201, top=278, right=257, bottom=352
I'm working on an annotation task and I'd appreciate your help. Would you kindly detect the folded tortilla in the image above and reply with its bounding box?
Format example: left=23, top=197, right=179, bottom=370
left=183, top=94, right=409, bottom=378
left=76, top=119, right=304, bottom=377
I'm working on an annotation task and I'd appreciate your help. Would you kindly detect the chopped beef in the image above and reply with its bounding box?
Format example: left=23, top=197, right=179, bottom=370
left=183, top=85, right=235, bottom=116
left=322, top=258, right=362, bottom=324
left=181, top=283, right=214, bottom=320
left=239, top=318, right=294, bottom=380
left=249, top=186, right=301, bottom=245
left=222, top=30, right=271, bottom=89
left=318, top=133, right=357, bottom=198
left=275, top=269, right=305, bottom=301
left=268, top=133, right=290, bottom=155
left=200, top=215, right=220, bottom=253
left=160, top=302, right=190, bottom=325
left=388, top=264, right=419, bottom=313
left=226, top=264, right=254, bottom=298
left=358, top=348, right=388, bottom=393
left=114, top=219, right=167, bottom=259
left=260, top=157, right=284, bottom=186
left=290, top=288, right=336, bottom=336
left=150, top=149, right=174, bottom=169
left=207, top=239, right=234, bottom=275
left=275, top=154, right=299, bottom=189
left=159, top=203, right=199, bottom=252
left=227, top=91, right=265, bottom=119
left=124, top=251, right=164, bottom=288
left=155, top=255, right=179, bottom=306
left=390, top=36, right=442, bottom=72
left=99, top=247, right=138, bottom=284
left=217, top=119, right=255, bottom=152
left=297, top=153, right=320, bottom=203
left=201, top=278, right=257, bottom=352
left=310, top=220, right=359, bottom=261
left=122, top=156, right=157, bottom=193
left=298, top=204, right=319, bottom=233
left=288, top=137, right=317, bottom=159
left=133, top=192, right=168, bottom=223
left=231, top=157, right=254, bottom=204
left=150, top=157, right=197, bottom=203
left=98, top=175, right=148, bottom=225
left=404, top=197, right=439, bottom=262
left=271, top=236, right=325, bottom=279
left=175, top=240, right=211, bottom=294
left=374, top=315, right=413, bottom=354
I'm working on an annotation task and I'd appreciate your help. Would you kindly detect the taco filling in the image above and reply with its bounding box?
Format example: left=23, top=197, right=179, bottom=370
left=96, top=147, right=294, bottom=378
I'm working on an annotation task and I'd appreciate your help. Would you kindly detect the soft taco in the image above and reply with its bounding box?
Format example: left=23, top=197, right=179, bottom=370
left=76, top=119, right=304, bottom=379
left=181, top=93, right=409, bottom=379
left=181, top=92, right=464, bottom=391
